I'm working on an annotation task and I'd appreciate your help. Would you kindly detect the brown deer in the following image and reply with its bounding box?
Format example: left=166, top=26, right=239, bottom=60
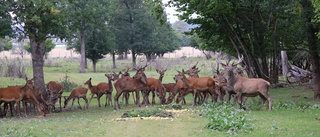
left=217, top=55, right=272, bottom=111
left=98, top=74, right=114, bottom=107
left=113, top=65, right=148, bottom=109
left=113, top=71, right=136, bottom=105
left=0, top=77, right=36, bottom=117
left=172, top=70, right=218, bottom=107
left=46, top=81, right=63, bottom=112
left=142, top=69, right=167, bottom=105
left=21, top=79, right=47, bottom=117
left=84, top=78, right=105, bottom=107
left=64, top=87, right=88, bottom=109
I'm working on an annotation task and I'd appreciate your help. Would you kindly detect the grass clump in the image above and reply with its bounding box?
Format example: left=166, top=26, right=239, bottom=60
left=121, top=109, right=173, bottom=118
left=157, top=103, right=183, bottom=110
left=201, top=103, right=254, bottom=133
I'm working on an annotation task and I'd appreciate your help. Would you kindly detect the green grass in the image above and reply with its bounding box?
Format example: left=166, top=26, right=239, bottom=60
left=1, top=57, right=320, bottom=136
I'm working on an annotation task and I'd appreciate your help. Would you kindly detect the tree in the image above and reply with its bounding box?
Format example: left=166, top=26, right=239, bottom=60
left=0, top=38, right=13, bottom=52
left=300, top=0, right=320, bottom=99
left=24, top=39, right=56, bottom=59
left=110, top=0, right=180, bottom=66
left=65, top=0, right=112, bottom=73
left=6, top=0, right=69, bottom=94
left=0, top=1, right=13, bottom=38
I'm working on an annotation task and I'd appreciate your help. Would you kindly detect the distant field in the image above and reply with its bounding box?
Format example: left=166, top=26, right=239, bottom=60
left=0, top=46, right=204, bottom=59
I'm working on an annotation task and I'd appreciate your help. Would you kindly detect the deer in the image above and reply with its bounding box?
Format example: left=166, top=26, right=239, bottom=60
left=20, top=79, right=47, bottom=117
left=46, top=81, right=63, bottom=112
left=113, top=64, right=149, bottom=109
left=96, top=74, right=114, bottom=107
left=0, top=77, right=37, bottom=117
left=84, top=78, right=105, bottom=107
left=172, top=70, right=218, bottom=107
left=216, top=55, right=272, bottom=111
left=113, top=71, right=136, bottom=105
left=63, top=87, right=88, bottom=109
left=141, top=68, right=167, bottom=105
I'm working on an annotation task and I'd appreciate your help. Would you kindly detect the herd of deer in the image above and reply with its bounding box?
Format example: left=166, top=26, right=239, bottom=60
left=0, top=55, right=272, bottom=118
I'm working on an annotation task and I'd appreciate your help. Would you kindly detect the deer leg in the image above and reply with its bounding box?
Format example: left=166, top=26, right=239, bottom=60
left=97, top=94, right=103, bottom=107
left=71, top=98, right=76, bottom=108
left=260, top=92, right=272, bottom=111
left=114, top=91, right=122, bottom=109
left=16, top=100, right=21, bottom=117
left=192, top=89, right=197, bottom=107
left=59, top=97, right=62, bottom=112
left=151, top=90, right=156, bottom=105
left=135, top=91, right=141, bottom=107
left=83, top=97, right=89, bottom=109
left=88, top=94, right=95, bottom=107
left=77, top=98, right=82, bottom=109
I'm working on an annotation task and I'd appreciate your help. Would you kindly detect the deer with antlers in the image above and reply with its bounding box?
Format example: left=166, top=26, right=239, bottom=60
left=113, top=64, right=149, bottom=109
left=216, top=55, right=272, bottom=111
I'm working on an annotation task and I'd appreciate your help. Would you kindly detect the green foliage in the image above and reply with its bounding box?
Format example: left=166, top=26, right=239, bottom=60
left=157, top=103, right=183, bottom=110
left=0, top=38, right=13, bottom=52
left=121, top=109, right=173, bottom=118
left=58, top=70, right=81, bottom=93
left=202, top=103, right=254, bottom=133
left=24, top=39, right=56, bottom=53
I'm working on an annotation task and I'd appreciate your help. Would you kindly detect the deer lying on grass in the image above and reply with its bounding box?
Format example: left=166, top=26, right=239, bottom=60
left=0, top=77, right=38, bottom=117
left=64, top=87, right=88, bottom=109
left=113, top=65, right=148, bottom=109
left=172, top=70, right=218, bottom=107
left=217, top=55, right=272, bottom=111
left=84, top=78, right=105, bottom=107
left=46, top=81, right=63, bottom=112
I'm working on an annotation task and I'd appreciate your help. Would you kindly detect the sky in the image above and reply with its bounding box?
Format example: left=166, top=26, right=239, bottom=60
left=162, top=0, right=180, bottom=23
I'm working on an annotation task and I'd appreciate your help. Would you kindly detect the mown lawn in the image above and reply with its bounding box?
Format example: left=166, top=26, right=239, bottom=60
left=1, top=57, right=320, bottom=136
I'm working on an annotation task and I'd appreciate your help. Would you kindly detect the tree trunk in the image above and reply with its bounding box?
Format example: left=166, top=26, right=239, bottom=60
left=30, top=36, right=46, bottom=94
left=146, top=54, right=151, bottom=62
left=301, top=0, right=320, bottom=99
left=79, top=29, right=86, bottom=73
left=93, top=61, right=96, bottom=73
left=112, top=52, right=117, bottom=68
left=281, top=50, right=289, bottom=77
left=132, top=51, right=136, bottom=68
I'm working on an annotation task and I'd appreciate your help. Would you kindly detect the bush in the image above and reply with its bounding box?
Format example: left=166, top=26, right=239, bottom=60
left=0, top=58, right=28, bottom=78
left=157, top=103, right=183, bottom=110
left=201, top=103, right=254, bottom=133
left=59, top=70, right=81, bottom=92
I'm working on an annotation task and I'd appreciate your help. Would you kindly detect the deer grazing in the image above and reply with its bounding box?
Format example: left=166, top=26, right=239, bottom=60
left=64, top=87, right=88, bottom=109
left=84, top=78, right=105, bottom=107
left=217, top=55, right=272, bottom=111
left=46, top=81, right=63, bottom=112
left=21, top=81, right=47, bottom=117
left=113, top=64, right=149, bottom=109
left=0, top=77, right=41, bottom=117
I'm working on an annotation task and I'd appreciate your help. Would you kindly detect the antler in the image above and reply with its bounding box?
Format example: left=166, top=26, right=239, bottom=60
left=232, top=54, right=244, bottom=66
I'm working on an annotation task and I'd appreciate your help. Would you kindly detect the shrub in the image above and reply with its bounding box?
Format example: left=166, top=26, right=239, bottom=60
left=59, top=70, right=81, bottom=92
left=157, top=103, right=183, bottom=110
left=0, top=57, right=28, bottom=78
left=201, top=103, right=254, bottom=133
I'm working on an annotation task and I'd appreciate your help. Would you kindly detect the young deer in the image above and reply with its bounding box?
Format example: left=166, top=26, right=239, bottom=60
left=64, top=87, right=88, bottom=109
left=84, top=78, right=105, bottom=107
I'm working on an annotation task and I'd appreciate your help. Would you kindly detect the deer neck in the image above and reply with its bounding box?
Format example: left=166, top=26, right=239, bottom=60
left=159, top=75, right=164, bottom=82
left=87, top=82, right=93, bottom=89
left=227, top=73, right=237, bottom=87
left=108, top=79, right=113, bottom=91
left=181, top=78, right=191, bottom=89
